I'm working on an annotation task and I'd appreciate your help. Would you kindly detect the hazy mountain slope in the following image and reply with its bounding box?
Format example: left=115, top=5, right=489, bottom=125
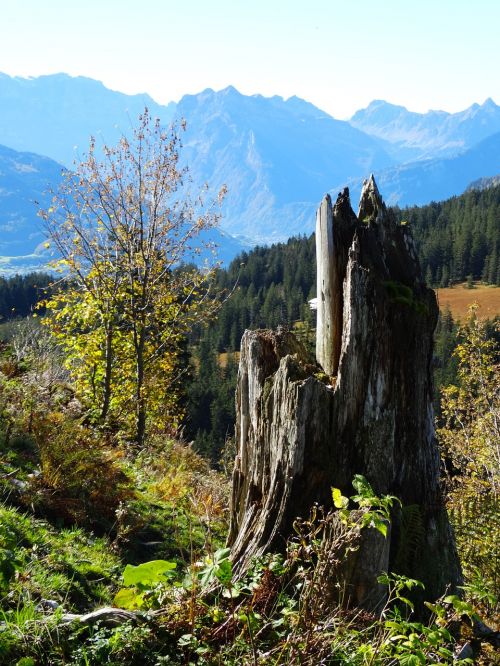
left=1, top=74, right=499, bottom=247
left=350, top=98, right=500, bottom=160
left=0, top=75, right=397, bottom=244
left=0, top=144, right=63, bottom=259
left=175, top=86, right=394, bottom=242
left=337, top=131, right=500, bottom=209
left=0, top=143, right=244, bottom=275
left=466, top=173, right=500, bottom=191
left=0, top=73, right=176, bottom=167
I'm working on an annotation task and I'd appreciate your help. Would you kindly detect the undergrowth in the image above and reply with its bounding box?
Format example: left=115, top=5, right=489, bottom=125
left=1, top=318, right=498, bottom=664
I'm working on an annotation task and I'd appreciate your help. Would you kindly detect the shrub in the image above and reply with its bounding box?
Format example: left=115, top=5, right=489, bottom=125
left=31, top=412, right=134, bottom=530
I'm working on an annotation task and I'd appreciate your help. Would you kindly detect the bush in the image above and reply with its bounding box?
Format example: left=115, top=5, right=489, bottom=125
left=31, top=412, right=134, bottom=530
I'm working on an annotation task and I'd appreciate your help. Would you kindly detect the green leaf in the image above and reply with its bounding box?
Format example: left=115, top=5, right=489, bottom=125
left=398, top=653, right=425, bottom=665
left=444, top=594, right=460, bottom=604
left=445, top=595, right=475, bottom=615
left=437, top=647, right=453, bottom=658
left=398, top=596, right=415, bottom=611
left=213, top=547, right=231, bottom=563
left=352, top=474, right=374, bottom=498
left=377, top=572, right=391, bottom=586
left=372, top=516, right=388, bottom=537
left=384, top=620, right=403, bottom=631
left=113, top=587, right=144, bottom=610
left=122, top=559, right=176, bottom=587
left=215, top=558, right=233, bottom=586
left=426, top=630, right=442, bottom=646
left=178, top=633, right=196, bottom=648
left=222, top=584, right=241, bottom=598
left=424, top=601, right=444, bottom=617
left=332, top=487, right=349, bottom=509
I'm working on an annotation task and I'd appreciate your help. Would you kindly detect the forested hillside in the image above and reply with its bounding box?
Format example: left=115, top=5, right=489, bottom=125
left=394, top=184, right=500, bottom=286
left=2, top=185, right=499, bottom=463
left=0, top=272, right=52, bottom=320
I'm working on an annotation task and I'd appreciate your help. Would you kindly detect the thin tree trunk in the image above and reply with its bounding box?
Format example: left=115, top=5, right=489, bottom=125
left=135, top=331, right=146, bottom=447
left=100, top=324, right=113, bottom=423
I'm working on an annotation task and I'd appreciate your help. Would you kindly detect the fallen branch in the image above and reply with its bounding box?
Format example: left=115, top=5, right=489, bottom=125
left=61, top=606, right=142, bottom=627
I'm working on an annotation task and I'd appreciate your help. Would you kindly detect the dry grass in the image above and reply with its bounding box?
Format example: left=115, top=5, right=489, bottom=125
left=436, top=282, right=500, bottom=320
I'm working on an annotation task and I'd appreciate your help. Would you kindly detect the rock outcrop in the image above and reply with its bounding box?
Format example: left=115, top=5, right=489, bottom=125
left=228, top=176, right=461, bottom=610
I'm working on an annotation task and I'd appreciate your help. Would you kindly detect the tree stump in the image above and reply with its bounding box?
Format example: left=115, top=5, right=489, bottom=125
left=228, top=176, right=461, bottom=610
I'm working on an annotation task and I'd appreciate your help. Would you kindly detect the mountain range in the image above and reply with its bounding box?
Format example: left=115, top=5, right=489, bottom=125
left=0, top=143, right=246, bottom=275
left=175, top=86, right=393, bottom=242
left=350, top=98, right=500, bottom=160
left=0, top=72, right=499, bottom=272
left=335, top=131, right=500, bottom=208
left=0, top=73, right=175, bottom=167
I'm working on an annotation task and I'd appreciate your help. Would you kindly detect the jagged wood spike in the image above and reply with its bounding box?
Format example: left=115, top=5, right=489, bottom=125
left=315, top=194, right=335, bottom=374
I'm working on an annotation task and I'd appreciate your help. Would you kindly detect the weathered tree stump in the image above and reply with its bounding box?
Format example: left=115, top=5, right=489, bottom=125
left=228, top=176, right=461, bottom=610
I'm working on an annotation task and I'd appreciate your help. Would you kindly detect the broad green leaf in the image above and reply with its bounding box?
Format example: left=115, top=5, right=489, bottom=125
left=213, top=547, right=231, bottom=563
left=200, top=565, right=216, bottom=587
left=352, top=474, right=374, bottom=498
left=122, top=559, right=176, bottom=587
left=215, top=558, right=233, bottom=586
left=113, top=587, right=144, bottom=610
left=372, top=516, right=388, bottom=537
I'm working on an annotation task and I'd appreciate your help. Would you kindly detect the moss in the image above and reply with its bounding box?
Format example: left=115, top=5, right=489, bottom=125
left=382, top=280, right=430, bottom=315
left=262, top=375, right=274, bottom=404
left=313, top=371, right=333, bottom=385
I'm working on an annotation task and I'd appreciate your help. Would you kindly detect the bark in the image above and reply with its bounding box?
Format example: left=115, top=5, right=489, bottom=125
left=135, top=329, right=146, bottom=448
left=61, top=607, right=141, bottom=626
left=100, top=324, right=113, bottom=423
left=228, top=176, right=461, bottom=610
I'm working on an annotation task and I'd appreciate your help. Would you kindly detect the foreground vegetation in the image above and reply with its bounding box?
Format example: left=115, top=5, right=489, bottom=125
left=0, top=304, right=498, bottom=664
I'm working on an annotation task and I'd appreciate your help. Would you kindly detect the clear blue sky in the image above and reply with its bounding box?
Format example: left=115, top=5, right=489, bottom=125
left=1, top=0, right=498, bottom=118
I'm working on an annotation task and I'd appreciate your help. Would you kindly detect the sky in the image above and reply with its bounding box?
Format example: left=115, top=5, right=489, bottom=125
left=0, top=0, right=498, bottom=118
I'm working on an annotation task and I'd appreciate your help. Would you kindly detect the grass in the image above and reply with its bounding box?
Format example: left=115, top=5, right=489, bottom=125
left=0, top=435, right=230, bottom=663
left=0, top=503, right=122, bottom=611
left=436, top=282, right=500, bottom=319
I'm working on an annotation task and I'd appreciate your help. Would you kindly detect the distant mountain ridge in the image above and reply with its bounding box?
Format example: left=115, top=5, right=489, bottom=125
left=350, top=98, right=500, bottom=160
left=0, top=73, right=176, bottom=167
left=174, top=85, right=394, bottom=242
left=0, top=143, right=63, bottom=273
left=337, top=131, right=500, bottom=208
left=0, top=72, right=499, bottom=249
left=0, top=142, right=245, bottom=276
left=466, top=173, right=500, bottom=192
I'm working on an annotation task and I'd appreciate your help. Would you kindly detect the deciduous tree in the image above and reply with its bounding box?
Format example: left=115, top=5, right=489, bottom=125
left=41, top=110, right=225, bottom=446
left=438, top=305, right=499, bottom=601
